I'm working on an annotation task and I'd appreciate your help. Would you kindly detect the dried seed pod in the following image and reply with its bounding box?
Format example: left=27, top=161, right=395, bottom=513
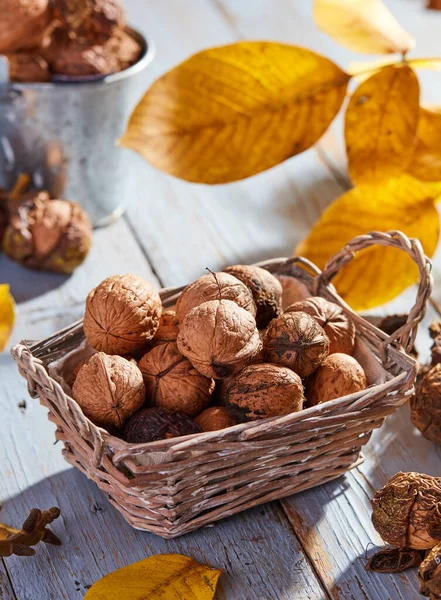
left=223, top=264, right=282, bottom=329
left=366, top=547, right=424, bottom=573
left=53, top=0, right=125, bottom=41
left=0, top=0, right=53, bottom=53
left=124, top=407, right=201, bottom=443
left=194, top=407, right=237, bottom=432
left=306, top=353, right=367, bottom=407
left=225, top=363, right=304, bottom=422
left=5, top=52, right=51, bottom=82
left=84, top=274, right=162, bottom=355
left=175, top=272, right=256, bottom=324
left=372, top=472, right=441, bottom=550
left=138, top=342, right=214, bottom=417
left=177, top=299, right=262, bottom=379
left=263, top=311, right=329, bottom=377
left=72, top=352, right=145, bottom=430
left=419, top=542, right=441, bottom=599
left=3, top=194, right=92, bottom=274
left=410, top=364, right=441, bottom=445
left=285, top=296, right=355, bottom=355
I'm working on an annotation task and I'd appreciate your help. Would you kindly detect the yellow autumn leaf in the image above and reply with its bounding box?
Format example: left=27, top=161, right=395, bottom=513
left=313, top=0, right=414, bottom=55
left=349, top=57, right=441, bottom=83
left=0, top=284, right=15, bottom=352
left=84, top=554, right=222, bottom=600
left=345, top=65, right=419, bottom=185
left=295, top=175, right=439, bottom=311
left=119, top=42, right=350, bottom=184
left=408, top=106, right=441, bottom=182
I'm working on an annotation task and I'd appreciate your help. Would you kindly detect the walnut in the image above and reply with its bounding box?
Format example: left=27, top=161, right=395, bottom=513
left=263, top=312, right=329, bottom=377
left=67, top=357, right=90, bottom=387
left=138, top=341, right=214, bottom=416
left=53, top=0, right=125, bottom=42
left=2, top=194, right=92, bottom=274
left=306, top=353, right=367, bottom=406
left=124, top=407, right=201, bottom=443
left=419, top=542, right=441, bottom=599
left=72, top=352, right=145, bottom=430
left=177, top=299, right=262, bottom=379
left=223, top=265, right=282, bottom=329
left=175, top=272, right=256, bottom=324
left=285, top=296, right=355, bottom=355
left=410, top=364, right=441, bottom=445
left=0, top=0, right=53, bottom=53
left=194, top=407, right=237, bottom=432
left=83, top=274, right=162, bottom=355
left=152, top=310, right=179, bottom=343
left=275, top=275, right=310, bottom=310
left=5, top=52, right=51, bottom=82
left=372, top=472, right=441, bottom=550
left=224, top=363, right=304, bottom=422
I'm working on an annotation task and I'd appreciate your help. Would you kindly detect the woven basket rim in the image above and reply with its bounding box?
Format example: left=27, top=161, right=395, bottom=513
left=12, top=230, right=430, bottom=461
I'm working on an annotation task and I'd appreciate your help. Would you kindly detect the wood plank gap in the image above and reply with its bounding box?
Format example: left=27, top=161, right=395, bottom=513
left=0, top=558, right=19, bottom=600
left=122, top=214, right=166, bottom=288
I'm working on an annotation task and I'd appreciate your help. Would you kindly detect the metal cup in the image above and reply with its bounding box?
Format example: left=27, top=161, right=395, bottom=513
left=0, top=28, right=154, bottom=227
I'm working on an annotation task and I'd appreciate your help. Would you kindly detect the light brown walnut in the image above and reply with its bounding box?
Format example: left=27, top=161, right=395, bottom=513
left=177, top=299, right=262, bottom=379
left=152, top=310, right=179, bottom=343
left=0, top=0, right=53, bottom=53
left=175, top=272, right=256, bottom=324
left=138, top=341, right=214, bottom=417
left=6, top=52, right=50, bottom=82
left=285, top=296, right=355, bottom=355
left=410, top=363, right=441, bottom=445
left=224, top=363, right=304, bottom=422
left=54, top=0, right=125, bottom=41
left=194, top=407, right=237, bottom=432
left=72, top=352, right=145, bottom=429
left=307, top=353, right=366, bottom=406
left=276, top=275, right=310, bottom=310
left=263, top=311, right=329, bottom=377
left=83, top=274, right=162, bottom=355
left=224, top=264, right=282, bottom=329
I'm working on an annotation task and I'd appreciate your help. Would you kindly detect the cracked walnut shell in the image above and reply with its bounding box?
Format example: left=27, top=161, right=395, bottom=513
left=83, top=274, right=162, bottom=355
left=372, top=472, right=441, bottom=550
left=138, top=341, right=214, bottom=417
left=72, top=352, right=145, bottom=430
left=195, top=407, right=237, bottom=432
left=419, top=542, right=441, bottom=599
left=410, top=363, right=441, bottom=445
left=306, top=353, right=367, bottom=406
left=177, top=299, right=262, bottom=379
left=175, top=272, right=256, bottom=324
left=285, top=296, right=355, bottom=355
left=224, top=264, right=282, bottom=329
left=263, top=311, right=329, bottom=377
left=224, top=363, right=304, bottom=422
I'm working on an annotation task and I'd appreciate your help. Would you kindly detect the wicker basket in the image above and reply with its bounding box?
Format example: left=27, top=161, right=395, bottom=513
left=11, top=231, right=432, bottom=538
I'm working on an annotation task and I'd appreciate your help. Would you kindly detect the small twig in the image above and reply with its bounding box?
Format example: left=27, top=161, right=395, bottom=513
left=10, top=173, right=31, bottom=201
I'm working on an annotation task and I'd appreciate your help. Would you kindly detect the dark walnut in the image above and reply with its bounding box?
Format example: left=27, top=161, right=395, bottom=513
left=0, top=0, right=53, bottom=53
left=83, top=274, right=162, bottom=355
left=410, top=364, right=441, bottom=445
left=54, top=0, right=125, bottom=41
left=177, top=299, right=262, bottom=379
left=124, top=407, right=201, bottom=443
left=223, top=264, right=282, bottom=329
left=263, top=311, right=329, bottom=377
left=372, top=472, right=441, bottom=550
left=44, top=27, right=141, bottom=77
left=3, top=193, right=92, bottom=274
left=138, top=341, right=214, bottom=417
left=285, top=296, right=355, bottom=355
left=225, top=363, right=304, bottom=422
left=175, top=272, right=256, bottom=324
left=6, top=52, right=51, bottom=82
left=194, top=406, right=237, bottom=432
left=419, top=542, right=441, bottom=599
left=72, top=352, right=145, bottom=430
left=306, top=353, right=367, bottom=407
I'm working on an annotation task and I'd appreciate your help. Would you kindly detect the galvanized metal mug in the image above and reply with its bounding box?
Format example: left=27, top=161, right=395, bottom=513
left=0, top=28, right=153, bottom=227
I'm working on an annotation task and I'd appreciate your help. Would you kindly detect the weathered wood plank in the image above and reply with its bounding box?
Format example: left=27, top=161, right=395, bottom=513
left=0, top=561, right=16, bottom=600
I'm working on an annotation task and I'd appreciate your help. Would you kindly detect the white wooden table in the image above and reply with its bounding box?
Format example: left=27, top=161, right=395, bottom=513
left=1, top=2, right=441, bottom=598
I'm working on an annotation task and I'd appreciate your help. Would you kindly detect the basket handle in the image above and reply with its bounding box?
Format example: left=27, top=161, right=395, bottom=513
left=313, top=231, right=433, bottom=355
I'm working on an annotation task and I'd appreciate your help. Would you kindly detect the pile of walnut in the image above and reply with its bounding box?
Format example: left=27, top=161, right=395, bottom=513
left=70, top=267, right=368, bottom=444
left=0, top=0, right=142, bottom=82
